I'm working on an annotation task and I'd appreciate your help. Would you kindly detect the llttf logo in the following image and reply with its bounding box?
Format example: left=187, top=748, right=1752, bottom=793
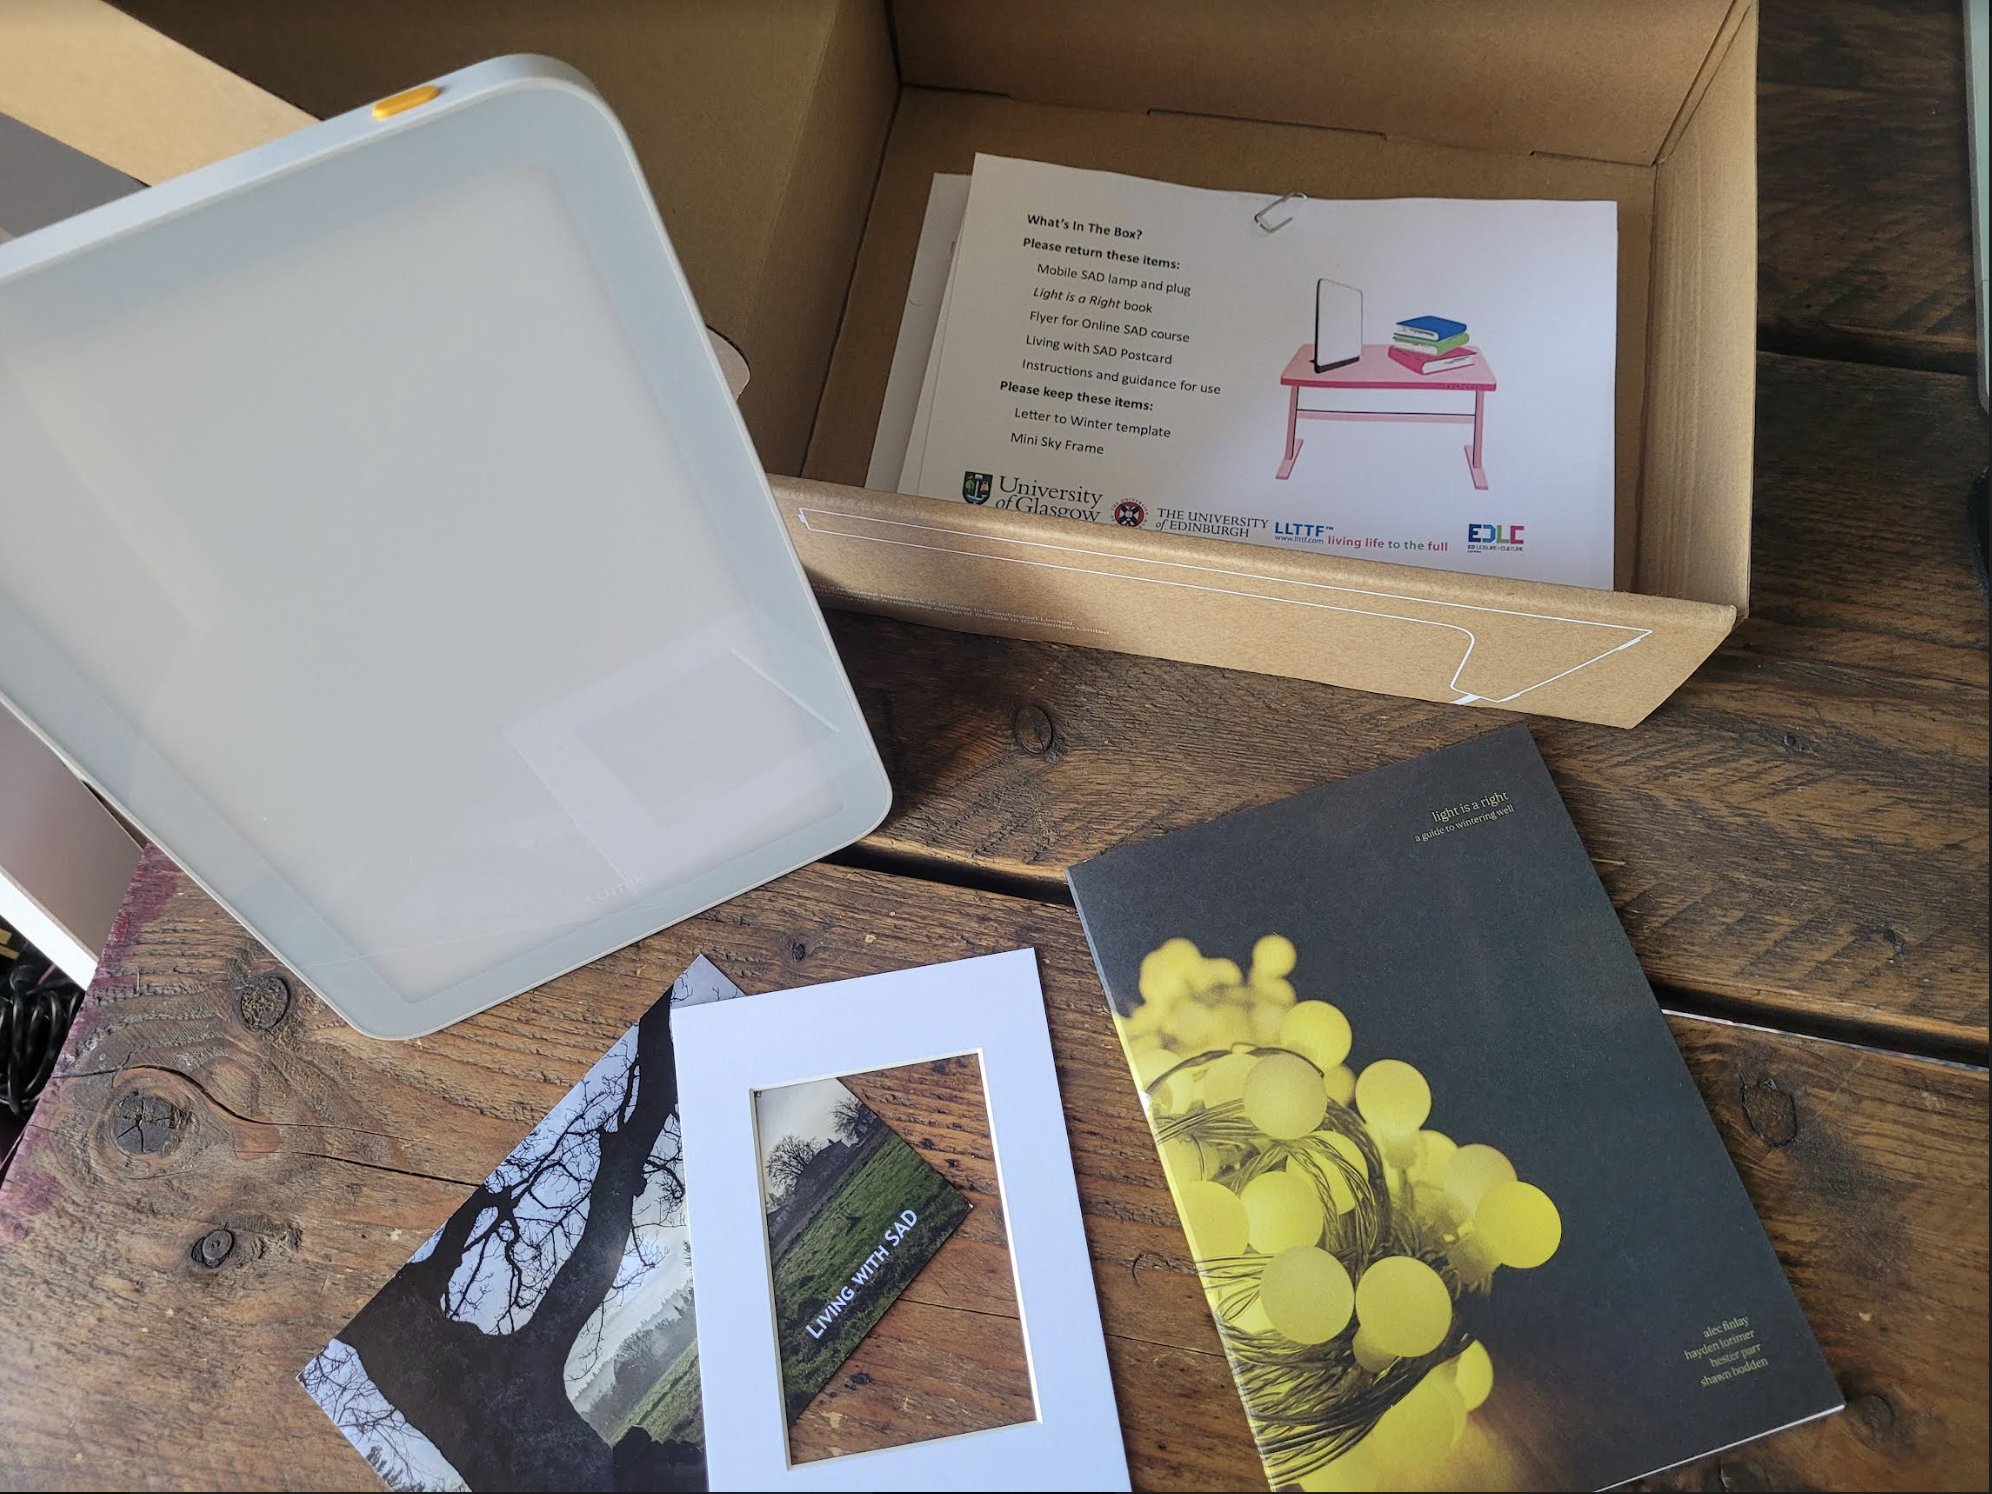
left=1113, top=500, right=1146, bottom=527
left=1467, top=523, right=1525, bottom=546
left=962, top=471, right=992, bottom=504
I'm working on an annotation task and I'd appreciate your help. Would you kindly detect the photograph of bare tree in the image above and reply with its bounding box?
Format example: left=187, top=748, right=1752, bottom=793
left=301, top=957, right=745, bottom=1493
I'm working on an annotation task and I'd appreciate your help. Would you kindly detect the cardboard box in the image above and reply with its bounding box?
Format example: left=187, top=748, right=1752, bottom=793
left=10, top=0, right=1755, bottom=726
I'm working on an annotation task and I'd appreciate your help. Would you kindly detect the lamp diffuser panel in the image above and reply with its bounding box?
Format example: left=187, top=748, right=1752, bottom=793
left=0, top=58, right=889, bottom=1037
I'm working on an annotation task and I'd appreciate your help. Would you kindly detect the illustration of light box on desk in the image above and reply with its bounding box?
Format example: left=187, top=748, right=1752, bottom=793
left=0, top=57, right=891, bottom=1039
left=1312, top=278, right=1364, bottom=372
left=1290, top=279, right=1495, bottom=490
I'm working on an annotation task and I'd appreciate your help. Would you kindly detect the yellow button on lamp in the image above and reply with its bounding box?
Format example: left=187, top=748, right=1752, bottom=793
left=372, top=85, right=441, bottom=120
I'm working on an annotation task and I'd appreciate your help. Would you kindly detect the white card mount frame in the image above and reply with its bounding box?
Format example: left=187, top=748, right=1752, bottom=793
left=674, top=949, right=1128, bottom=1492
left=0, top=57, right=890, bottom=1038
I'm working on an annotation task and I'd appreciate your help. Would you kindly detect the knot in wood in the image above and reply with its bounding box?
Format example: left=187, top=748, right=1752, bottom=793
left=1849, top=1391, right=1899, bottom=1445
left=235, top=972, right=292, bottom=1032
left=1129, top=1249, right=1172, bottom=1285
left=110, top=1090, right=188, bottom=1155
left=1740, top=1073, right=1799, bottom=1147
left=191, top=1227, right=236, bottom=1268
left=1861, top=923, right=1908, bottom=958
left=1011, top=702, right=1061, bottom=760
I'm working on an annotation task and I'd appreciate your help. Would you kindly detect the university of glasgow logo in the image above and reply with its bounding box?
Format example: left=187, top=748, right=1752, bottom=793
left=1113, top=500, right=1146, bottom=527
left=962, top=471, right=993, bottom=504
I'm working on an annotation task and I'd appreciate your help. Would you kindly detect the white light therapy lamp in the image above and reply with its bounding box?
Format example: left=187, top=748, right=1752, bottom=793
left=0, top=58, right=891, bottom=1038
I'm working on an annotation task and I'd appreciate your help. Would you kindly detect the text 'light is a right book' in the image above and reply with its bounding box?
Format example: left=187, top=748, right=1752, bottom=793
left=1066, top=725, right=1842, bottom=1491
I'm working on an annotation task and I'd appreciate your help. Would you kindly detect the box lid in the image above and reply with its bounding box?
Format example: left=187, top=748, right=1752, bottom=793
left=0, top=55, right=890, bottom=1037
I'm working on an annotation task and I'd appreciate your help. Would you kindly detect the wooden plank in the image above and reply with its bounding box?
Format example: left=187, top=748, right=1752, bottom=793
left=850, top=624, right=1987, bottom=1052
left=1746, top=356, right=1987, bottom=682
left=1758, top=81, right=1977, bottom=373
left=853, top=621, right=1986, bottom=1055
left=1756, top=0, right=1978, bottom=371
left=834, top=358, right=1989, bottom=1054
left=0, top=850, right=1984, bottom=1490
left=1759, top=0, right=1967, bottom=95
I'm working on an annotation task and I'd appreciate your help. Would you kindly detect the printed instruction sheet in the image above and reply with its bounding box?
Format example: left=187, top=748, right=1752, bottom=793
left=900, top=155, right=1619, bottom=589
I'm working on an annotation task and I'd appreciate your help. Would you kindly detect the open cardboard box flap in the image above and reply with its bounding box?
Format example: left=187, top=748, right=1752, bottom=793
left=8, top=0, right=1756, bottom=727
left=891, top=0, right=1740, bottom=166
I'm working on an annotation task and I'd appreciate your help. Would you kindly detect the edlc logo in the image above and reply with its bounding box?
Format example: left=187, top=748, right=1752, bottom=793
left=1467, top=523, right=1525, bottom=545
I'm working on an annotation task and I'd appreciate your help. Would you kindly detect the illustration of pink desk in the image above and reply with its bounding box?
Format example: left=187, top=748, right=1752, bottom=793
left=1276, top=343, right=1497, bottom=490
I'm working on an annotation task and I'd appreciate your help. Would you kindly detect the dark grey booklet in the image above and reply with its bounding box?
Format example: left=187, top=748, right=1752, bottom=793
left=1066, top=724, right=1841, bottom=1491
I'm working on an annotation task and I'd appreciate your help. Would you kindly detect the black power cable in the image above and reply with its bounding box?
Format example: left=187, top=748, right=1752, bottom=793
left=0, top=921, right=85, bottom=1119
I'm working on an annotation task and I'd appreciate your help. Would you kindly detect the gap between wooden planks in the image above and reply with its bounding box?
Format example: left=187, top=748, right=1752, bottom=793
left=0, top=849, right=1982, bottom=1491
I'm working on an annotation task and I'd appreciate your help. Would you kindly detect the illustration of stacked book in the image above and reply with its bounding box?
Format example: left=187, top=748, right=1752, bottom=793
left=1389, top=315, right=1477, bottom=374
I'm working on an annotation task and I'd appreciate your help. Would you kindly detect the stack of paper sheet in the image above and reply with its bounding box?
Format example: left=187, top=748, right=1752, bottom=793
left=868, top=155, right=1620, bottom=590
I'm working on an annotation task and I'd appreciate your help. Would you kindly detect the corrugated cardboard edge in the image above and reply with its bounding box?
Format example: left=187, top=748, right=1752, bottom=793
left=0, top=0, right=311, bottom=185
left=740, top=0, right=897, bottom=476
left=774, top=476, right=1734, bottom=728
left=1640, top=2, right=1757, bottom=615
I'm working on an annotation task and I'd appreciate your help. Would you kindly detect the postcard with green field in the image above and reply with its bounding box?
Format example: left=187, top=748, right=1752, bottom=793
left=753, top=1076, right=973, bottom=1421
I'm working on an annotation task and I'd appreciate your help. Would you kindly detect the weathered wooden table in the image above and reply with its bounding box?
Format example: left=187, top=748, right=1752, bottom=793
left=1, top=5, right=1986, bottom=1489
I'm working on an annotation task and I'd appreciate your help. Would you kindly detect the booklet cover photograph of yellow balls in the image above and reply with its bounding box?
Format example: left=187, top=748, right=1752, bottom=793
left=1066, top=725, right=1842, bottom=1491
